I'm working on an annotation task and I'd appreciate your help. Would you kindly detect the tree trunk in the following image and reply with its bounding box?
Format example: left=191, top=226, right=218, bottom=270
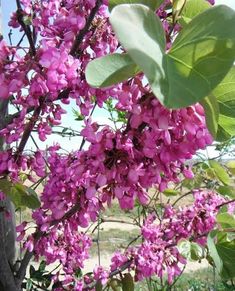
left=0, top=99, right=18, bottom=290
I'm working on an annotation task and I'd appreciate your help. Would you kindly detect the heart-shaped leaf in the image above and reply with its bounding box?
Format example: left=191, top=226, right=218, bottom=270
left=85, top=53, right=139, bottom=88
left=110, top=4, right=168, bottom=103
left=165, top=5, right=235, bottom=108
left=110, top=4, right=235, bottom=108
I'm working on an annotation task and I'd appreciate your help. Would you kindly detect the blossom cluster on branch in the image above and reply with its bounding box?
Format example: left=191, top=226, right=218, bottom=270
left=0, top=0, right=233, bottom=290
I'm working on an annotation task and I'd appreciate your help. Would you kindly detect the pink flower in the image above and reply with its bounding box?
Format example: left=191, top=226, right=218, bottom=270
left=93, top=266, right=109, bottom=285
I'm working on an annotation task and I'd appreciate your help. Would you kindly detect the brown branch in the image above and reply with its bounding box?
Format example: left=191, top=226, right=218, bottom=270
left=10, top=0, right=102, bottom=153
left=16, top=0, right=36, bottom=56
left=172, top=191, right=192, bottom=207
left=70, top=0, right=102, bottom=56
left=5, top=88, right=71, bottom=128
left=101, top=218, right=136, bottom=226
left=0, top=210, right=18, bottom=291
left=4, top=0, right=101, bottom=129
left=15, top=98, right=43, bottom=158
left=216, top=199, right=235, bottom=209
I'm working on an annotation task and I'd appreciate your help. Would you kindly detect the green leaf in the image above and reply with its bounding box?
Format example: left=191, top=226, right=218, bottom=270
left=217, top=186, right=235, bottom=199
left=182, top=173, right=203, bottom=189
left=75, top=268, right=83, bottom=279
left=217, top=213, right=235, bottom=230
left=109, top=278, right=122, bottom=291
left=214, top=66, right=235, bottom=118
left=172, top=0, right=187, bottom=22
left=218, top=115, right=235, bottom=136
left=29, top=265, right=36, bottom=278
left=217, top=231, right=228, bottom=244
left=43, top=274, right=52, bottom=288
left=209, top=160, right=230, bottom=186
left=23, top=16, right=32, bottom=25
left=179, top=0, right=211, bottom=26
left=109, top=0, right=164, bottom=11
left=200, top=94, right=219, bottom=138
left=212, top=67, right=235, bottom=140
left=190, top=242, right=203, bottom=261
left=95, top=281, right=103, bottom=291
left=5, top=183, right=41, bottom=209
left=178, top=239, right=202, bottom=261
left=178, top=239, right=191, bottom=259
left=0, top=178, right=13, bottom=196
left=16, top=184, right=40, bottom=209
left=110, top=4, right=168, bottom=103
left=163, top=189, right=179, bottom=196
left=226, top=160, right=235, bottom=175
left=122, top=273, right=134, bottom=291
left=216, top=239, right=235, bottom=279
left=85, top=53, right=140, bottom=88
left=216, top=125, right=232, bottom=142
left=207, top=232, right=223, bottom=273
left=26, top=279, right=33, bottom=290
left=165, top=5, right=235, bottom=108
left=39, top=261, right=46, bottom=272
left=206, top=167, right=216, bottom=179
left=110, top=4, right=235, bottom=108
left=72, top=108, right=84, bottom=121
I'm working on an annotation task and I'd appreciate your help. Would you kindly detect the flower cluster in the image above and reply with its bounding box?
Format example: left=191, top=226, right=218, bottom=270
left=1, top=0, right=228, bottom=290
left=109, top=190, right=225, bottom=285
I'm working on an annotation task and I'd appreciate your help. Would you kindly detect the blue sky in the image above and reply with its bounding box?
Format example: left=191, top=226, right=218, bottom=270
left=1, top=1, right=235, bottom=155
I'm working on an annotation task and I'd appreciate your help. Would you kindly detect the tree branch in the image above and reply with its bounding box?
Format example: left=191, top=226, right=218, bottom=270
left=216, top=199, right=235, bottom=209
left=4, top=88, right=71, bottom=128
left=16, top=0, right=36, bottom=56
left=3, top=0, right=101, bottom=130
left=15, top=98, right=43, bottom=158
left=0, top=210, right=18, bottom=291
left=70, top=0, right=102, bottom=56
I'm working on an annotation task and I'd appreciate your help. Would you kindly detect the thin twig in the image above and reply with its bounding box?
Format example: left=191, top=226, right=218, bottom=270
left=216, top=199, right=235, bottom=209
left=101, top=218, right=136, bottom=226
left=97, top=213, right=101, bottom=266
left=172, top=191, right=192, bottom=207
left=79, top=102, right=97, bottom=151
